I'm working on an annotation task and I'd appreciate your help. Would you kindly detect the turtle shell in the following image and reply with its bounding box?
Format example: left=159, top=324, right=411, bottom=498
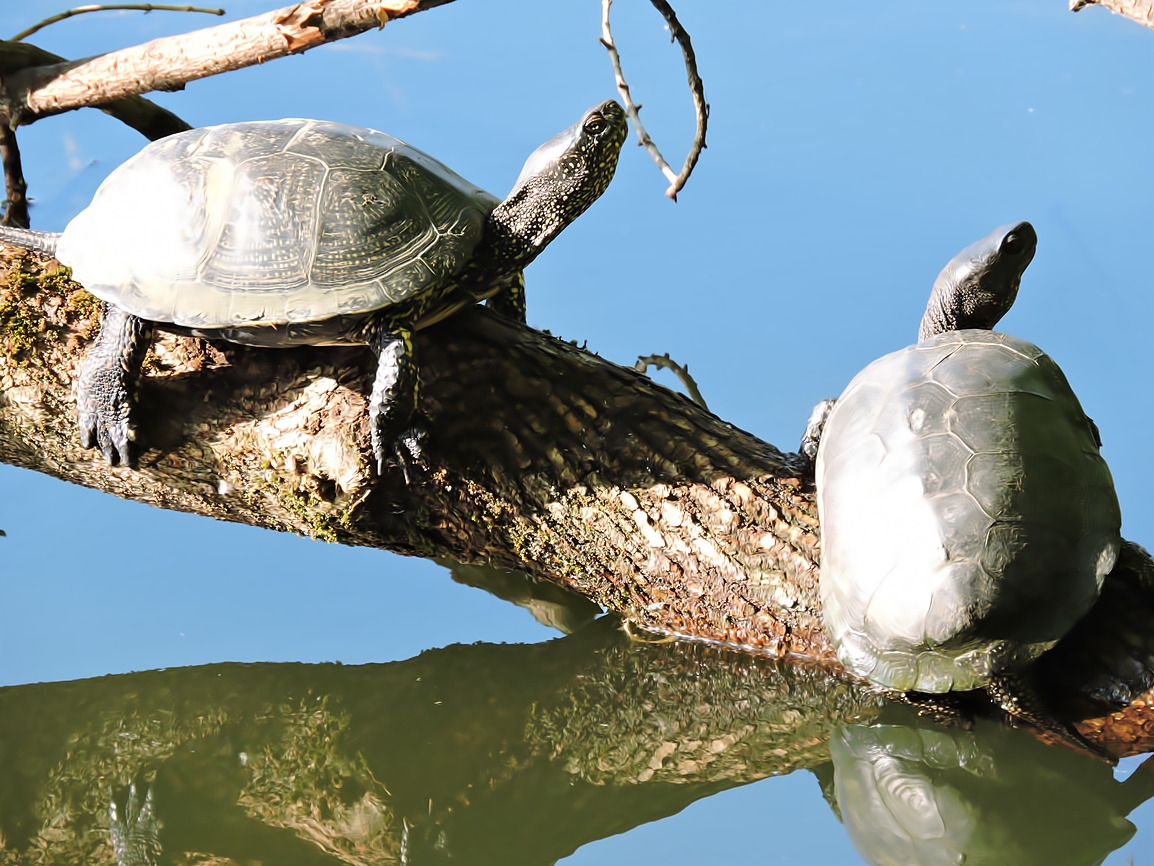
left=815, top=329, right=1121, bottom=692
left=829, top=720, right=1135, bottom=866
left=55, top=120, right=499, bottom=335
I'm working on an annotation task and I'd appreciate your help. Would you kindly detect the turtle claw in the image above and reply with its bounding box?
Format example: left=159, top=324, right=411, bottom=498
left=77, top=365, right=137, bottom=466
left=77, top=305, right=150, bottom=466
left=110, top=780, right=161, bottom=866
left=374, top=419, right=428, bottom=483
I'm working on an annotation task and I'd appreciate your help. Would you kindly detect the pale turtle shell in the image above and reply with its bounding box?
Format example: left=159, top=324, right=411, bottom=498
left=816, top=329, right=1121, bottom=692
left=56, top=119, right=499, bottom=333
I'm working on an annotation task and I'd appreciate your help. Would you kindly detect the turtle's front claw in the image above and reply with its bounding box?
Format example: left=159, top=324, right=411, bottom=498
left=109, top=780, right=161, bottom=866
left=77, top=364, right=137, bottom=466
left=373, top=418, right=428, bottom=483
left=393, top=421, right=429, bottom=484
left=76, top=305, right=149, bottom=467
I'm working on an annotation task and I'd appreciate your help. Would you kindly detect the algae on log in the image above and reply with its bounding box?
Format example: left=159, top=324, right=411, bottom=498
left=2, top=248, right=1154, bottom=756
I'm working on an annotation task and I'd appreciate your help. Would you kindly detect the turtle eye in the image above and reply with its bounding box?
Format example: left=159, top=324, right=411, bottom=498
left=584, top=113, right=608, bottom=135
left=1002, top=233, right=1024, bottom=255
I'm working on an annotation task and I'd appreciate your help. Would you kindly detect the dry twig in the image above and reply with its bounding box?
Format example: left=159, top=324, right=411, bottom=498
left=600, top=0, right=709, bottom=201
left=11, top=4, right=226, bottom=43
left=635, top=352, right=709, bottom=410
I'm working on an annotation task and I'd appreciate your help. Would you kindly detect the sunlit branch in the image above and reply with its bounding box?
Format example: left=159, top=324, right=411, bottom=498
left=1070, top=0, right=1154, bottom=30
left=0, top=40, right=190, bottom=150
left=4, top=0, right=457, bottom=124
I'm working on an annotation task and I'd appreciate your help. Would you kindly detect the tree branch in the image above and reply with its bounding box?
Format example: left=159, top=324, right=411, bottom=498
left=3, top=249, right=1154, bottom=757
left=2, top=0, right=456, bottom=125
left=0, top=39, right=191, bottom=141
left=0, top=123, right=29, bottom=228
left=1071, top=0, right=1154, bottom=30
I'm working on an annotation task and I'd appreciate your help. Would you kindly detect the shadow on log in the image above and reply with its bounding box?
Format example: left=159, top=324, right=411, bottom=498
left=1, top=249, right=1154, bottom=758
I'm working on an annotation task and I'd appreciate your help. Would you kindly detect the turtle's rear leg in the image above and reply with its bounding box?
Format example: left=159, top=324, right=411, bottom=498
left=78, top=303, right=152, bottom=466
left=987, top=672, right=1113, bottom=762
left=368, top=323, right=426, bottom=477
left=884, top=688, right=974, bottom=729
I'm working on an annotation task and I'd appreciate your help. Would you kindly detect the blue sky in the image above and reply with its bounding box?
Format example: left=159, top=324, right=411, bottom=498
left=1, top=2, right=1151, bottom=863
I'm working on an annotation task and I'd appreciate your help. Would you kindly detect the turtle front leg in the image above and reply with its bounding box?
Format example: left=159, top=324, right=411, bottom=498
left=77, top=303, right=153, bottom=465
left=799, top=398, right=836, bottom=467
left=367, top=323, right=424, bottom=476
left=485, top=271, right=527, bottom=323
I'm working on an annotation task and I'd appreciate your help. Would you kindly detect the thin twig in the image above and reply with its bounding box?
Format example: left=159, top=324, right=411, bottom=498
left=635, top=353, right=709, bottom=410
left=600, top=0, right=709, bottom=201
left=0, top=122, right=30, bottom=228
left=12, top=4, right=226, bottom=43
left=1070, top=0, right=1154, bottom=29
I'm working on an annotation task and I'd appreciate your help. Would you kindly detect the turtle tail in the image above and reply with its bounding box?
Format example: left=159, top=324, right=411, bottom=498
left=0, top=225, right=62, bottom=257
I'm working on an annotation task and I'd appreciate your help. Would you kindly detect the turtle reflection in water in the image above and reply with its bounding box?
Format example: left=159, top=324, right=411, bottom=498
left=807, top=222, right=1122, bottom=741
left=0, top=101, right=627, bottom=472
left=825, top=715, right=1154, bottom=866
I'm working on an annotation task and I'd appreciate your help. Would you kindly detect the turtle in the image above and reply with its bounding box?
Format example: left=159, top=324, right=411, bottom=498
left=809, top=221, right=1121, bottom=727
left=827, top=716, right=1143, bottom=866
left=0, top=100, right=628, bottom=471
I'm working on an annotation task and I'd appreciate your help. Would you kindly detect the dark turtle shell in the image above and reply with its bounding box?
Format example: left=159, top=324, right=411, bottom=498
left=816, top=329, right=1121, bottom=692
left=56, top=119, right=498, bottom=335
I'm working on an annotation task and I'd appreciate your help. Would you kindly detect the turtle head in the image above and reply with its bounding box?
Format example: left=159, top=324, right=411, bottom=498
left=918, top=221, right=1037, bottom=341
left=489, top=100, right=627, bottom=267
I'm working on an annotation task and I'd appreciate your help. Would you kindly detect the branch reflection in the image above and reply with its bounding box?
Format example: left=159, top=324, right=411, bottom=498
left=1, top=618, right=1149, bottom=865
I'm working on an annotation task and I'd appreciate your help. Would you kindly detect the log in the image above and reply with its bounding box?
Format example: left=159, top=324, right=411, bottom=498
left=2, top=248, right=1153, bottom=757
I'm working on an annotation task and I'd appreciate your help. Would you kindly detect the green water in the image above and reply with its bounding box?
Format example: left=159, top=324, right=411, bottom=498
left=1, top=617, right=1149, bottom=865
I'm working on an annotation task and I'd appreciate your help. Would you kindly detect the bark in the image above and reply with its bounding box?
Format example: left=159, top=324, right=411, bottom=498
left=1071, top=0, right=1154, bottom=30
left=1, top=0, right=456, bottom=125
left=0, top=40, right=191, bottom=140
left=2, top=249, right=1154, bottom=758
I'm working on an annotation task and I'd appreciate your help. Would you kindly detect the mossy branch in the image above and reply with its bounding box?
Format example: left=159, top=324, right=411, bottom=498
left=3, top=249, right=1154, bottom=758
